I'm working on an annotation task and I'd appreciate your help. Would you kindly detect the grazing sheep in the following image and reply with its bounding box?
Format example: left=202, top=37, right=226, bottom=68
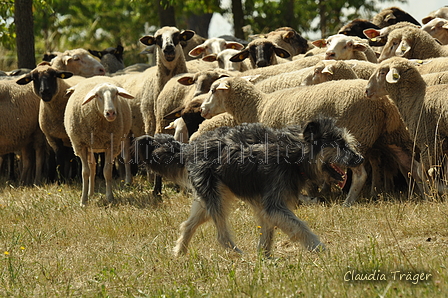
left=366, top=57, right=448, bottom=195
left=421, top=18, right=448, bottom=45
left=64, top=79, right=133, bottom=206
left=155, top=69, right=231, bottom=137
left=338, top=19, right=381, bottom=39
left=422, top=6, right=448, bottom=24
left=372, top=6, right=421, bottom=28
left=229, top=38, right=291, bottom=68
left=202, top=49, right=249, bottom=72
left=378, top=27, right=448, bottom=61
left=312, top=34, right=378, bottom=63
left=0, top=80, right=45, bottom=185
left=188, top=37, right=244, bottom=58
left=16, top=63, right=85, bottom=181
left=136, top=117, right=363, bottom=256
left=200, top=76, right=423, bottom=205
left=49, top=48, right=106, bottom=77
left=88, top=45, right=125, bottom=74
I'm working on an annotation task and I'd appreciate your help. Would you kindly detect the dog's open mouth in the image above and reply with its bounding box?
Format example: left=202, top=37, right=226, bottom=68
left=325, top=163, right=347, bottom=189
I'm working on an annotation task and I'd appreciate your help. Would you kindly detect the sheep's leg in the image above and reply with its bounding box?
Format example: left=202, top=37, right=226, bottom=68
left=343, top=164, right=367, bottom=207
left=34, top=143, right=45, bottom=185
left=88, top=150, right=96, bottom=198
left=79, top=147, right=90, bottom=206
left=19, top=144, right=33, bottom=185
left=173, top=198, right=211, bottom=256
left=122, top=135, right=132, bottom=185
left=103, top=148, right=115, bottom=203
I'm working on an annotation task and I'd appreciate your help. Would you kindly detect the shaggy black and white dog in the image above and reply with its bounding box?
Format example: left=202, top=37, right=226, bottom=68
left=135, top=117, right=363, bottom=257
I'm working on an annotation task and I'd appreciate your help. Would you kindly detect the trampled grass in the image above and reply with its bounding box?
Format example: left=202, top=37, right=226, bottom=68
left=0, top=175, right=446, bottom=297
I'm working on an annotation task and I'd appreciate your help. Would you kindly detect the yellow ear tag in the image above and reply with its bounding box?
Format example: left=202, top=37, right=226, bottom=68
left=26, top=78, right=31, bottom=82
left=417, top=60, right=423, bottom=64
left=393, top=73, right=399, bottom=79
left=175, top=112, right=181, bottom=117
left=60, top=74, right=65, bottom=79
left=371, top=38, right=377, bottom=42
left=239, top=54, right=245, bottom=60
left=188, top=78, right=194, bottom=84
left=279, top=53, right=284, bottom=57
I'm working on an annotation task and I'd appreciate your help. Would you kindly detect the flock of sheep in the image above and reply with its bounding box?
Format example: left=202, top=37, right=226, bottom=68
left=2, top=5, right=448, bottom=209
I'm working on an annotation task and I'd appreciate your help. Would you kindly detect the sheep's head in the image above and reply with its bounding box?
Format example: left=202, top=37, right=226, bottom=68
left=16, top=62, right=74, bottom=102
left=140, top=27, right=195, bottom=63
left=313, top=34, right=368, bottom=60
left=82, top=83, right=134, bottom=122
left=229, top=39, right=290, bottom=68
left=177, top=70, right=230, bottom=97
left=50, top=49, right=106, bottom=77
left=188, top=37, right=244, bottom=58
left=200, top=78, right=231, bottom=119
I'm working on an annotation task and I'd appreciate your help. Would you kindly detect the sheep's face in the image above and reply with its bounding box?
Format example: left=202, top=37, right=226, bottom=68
left=324, top=34, right=367, bottom=60
left=378, top=33, right=403, bottom=62
left=365, top=58, right=405, bottom=98
left=229, top=40, right=290, bottom=68
left=140, top=27, right=195, bottom=63
left=178, top=70, right=230, bottom=97
left=200, top=79, right=229, bottom=119
left=16, top=64, right=73, bottom=102
left=82, top=83, right=134, bottom=122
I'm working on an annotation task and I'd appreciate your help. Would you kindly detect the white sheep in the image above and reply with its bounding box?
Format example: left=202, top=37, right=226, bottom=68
left=366, top=56, right=448, bottom=195
left=312, top=34, right=378, bottom=63
left=422, top=71, right=448, bottom=86
left=200, top=76, right=423, bottom=205
left=378, top=26, right=448, bottom=61
left=64, top=78, right=133, bottom=206
left=154, top=69, right=231, bottom=136
left=421, top=18, right=448, bottom=45
left=188, top=37, right=244, bottom=58
left=49, top=48, right=106, bottom=77
left=422, top=7, right=448, bottom=24
left=16, top=63, right=85, bottom=181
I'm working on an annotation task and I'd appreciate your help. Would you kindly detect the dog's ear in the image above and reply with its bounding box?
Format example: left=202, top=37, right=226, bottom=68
left=303, top=120, right=322, bottom=142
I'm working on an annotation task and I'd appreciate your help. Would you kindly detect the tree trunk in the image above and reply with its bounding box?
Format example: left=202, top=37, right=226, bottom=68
left=15, top=0, right=36, bottom=69
left=319, top=0, right=327, bottom=38
left=158, top=1, right=176, bottom=27
left=232, top=0, right=245, bottom=39
left=187, top=13, right=213, bottom=38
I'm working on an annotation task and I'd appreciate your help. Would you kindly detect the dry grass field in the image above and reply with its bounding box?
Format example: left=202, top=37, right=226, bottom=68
left=0, top=175, right=447, bottom=297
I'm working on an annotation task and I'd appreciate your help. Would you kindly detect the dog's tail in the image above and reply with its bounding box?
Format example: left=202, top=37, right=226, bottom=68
left=133, top=134, right=189, bottom=188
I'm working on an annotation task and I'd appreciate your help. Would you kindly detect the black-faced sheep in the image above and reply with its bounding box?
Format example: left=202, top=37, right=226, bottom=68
left=338, top=19, right=381, bottom=39
left=64, top=78, right=133, bottom=206
left=366, top=56, right=448, bottom=195
left=251, top=27, right=310, bottom=58
left=200, top=76, right=423, bottom=205
left=88, top=45, right=125, bottom=74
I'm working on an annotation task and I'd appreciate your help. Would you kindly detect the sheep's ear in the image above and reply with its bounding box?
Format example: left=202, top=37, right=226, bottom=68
left=409, top=59, right=431, bottom=66
left=363, top=28, right=381, bottom=39
left=312, top=39, right=327, bottom=48
left=240, top=75, right=260, bottom=83
left=225, top=42, right=244, bottom=50
left=164, top=106, right=184, bottom=120
left=216, top=81, right=230, bottom=90
left=139, top=35, right=155, bottom=46
left=352, top=41, right=367, bottom=52
left=180, top=30, right=195, bottom=42
left=178, top=75, right=195, bottom=86
left=82, top=90, right=97, bottom=105
left=16, top=74, right=33, bottom=85
left=396, top=40, right=411, bottom=56
left=386, top=68, right=400, bottom=83
left=62, top=55, right=73, bottom=65
left=384, top=13, right=396, bottom=23
left=202, top=54, right=218, bottom=62
left=57, top=71, right=73, bottom=80
left=229, top=49, right=250, bottom=62
left=274, top=47, right=291, bottom=58
left=88, top=49, right=102, bottom=59
left=116, top=87, right=134, bottom=99
left=66, top=86, right=76, bottom=97
left=321, top=65, right=334, bottom=75
left=282, top=30, right=295, bottom=42
left=422, top=16, right=433, bottom=25
left=189, top=46, right=205, bottom=57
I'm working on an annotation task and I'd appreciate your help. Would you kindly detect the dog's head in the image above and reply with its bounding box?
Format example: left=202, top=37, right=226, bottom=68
left=302, top=117, right=364, bottom=186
